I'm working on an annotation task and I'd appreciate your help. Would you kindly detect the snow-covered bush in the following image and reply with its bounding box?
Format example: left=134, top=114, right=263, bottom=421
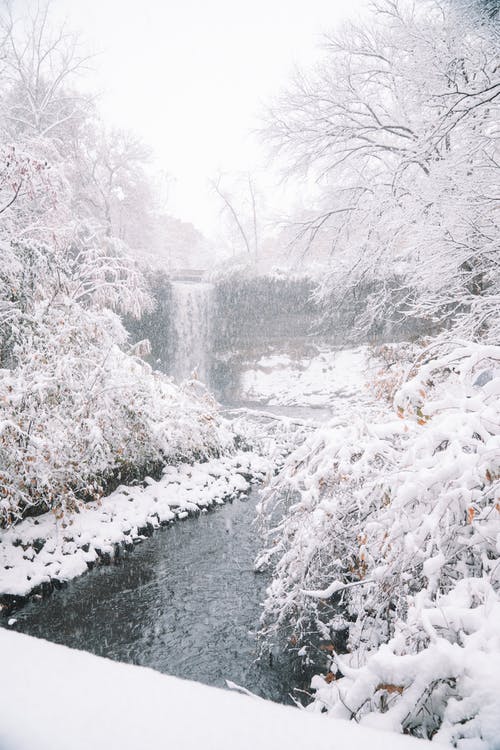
left=257, top=342, right=500, bottom=741
left=0, top=293, right=226, bottom=525
left=0, top=172, right=228, bottom=525
left=0, top=27, right=229, bottom=527
left=367, top=343, right=424, bottom=404
left=311, top=578, right=500, bottom=746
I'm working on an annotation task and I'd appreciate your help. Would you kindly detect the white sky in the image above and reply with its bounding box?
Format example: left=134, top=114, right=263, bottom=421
left=59, top=0, right=366, bottom=238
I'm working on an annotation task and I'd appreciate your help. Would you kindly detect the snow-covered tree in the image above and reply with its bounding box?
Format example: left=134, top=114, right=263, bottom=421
left=211, top=172, right=264, bottom=262
left=267, top=0, right=500, bottom=342
left=0, top=0, right=92, bottom=148
left=258, top=4, right=500, bottom=740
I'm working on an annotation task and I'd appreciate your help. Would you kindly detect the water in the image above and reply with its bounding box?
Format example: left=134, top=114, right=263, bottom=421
left=171, top=282, right=213, bottom=383
left=8, top=487, right=298, bottom=703
left=224, top=403, right=335, bottom=423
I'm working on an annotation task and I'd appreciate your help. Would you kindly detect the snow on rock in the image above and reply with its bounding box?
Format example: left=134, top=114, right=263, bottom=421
left=0, top=629, right=437, bottom=750
left=0, top=452, right=270, bottom=603
left=240, top=346, right=374, bottom=409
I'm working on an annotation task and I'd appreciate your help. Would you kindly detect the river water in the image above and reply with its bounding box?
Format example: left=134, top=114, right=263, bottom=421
left=8, top=484, right=300, bottom=704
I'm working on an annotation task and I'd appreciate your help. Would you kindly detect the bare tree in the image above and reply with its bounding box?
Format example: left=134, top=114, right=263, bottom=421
left=211, top=172, right=261, bottom=261
left=72, top=125, right=153, bottom=240
left=0, top=0, right=93, bottom=144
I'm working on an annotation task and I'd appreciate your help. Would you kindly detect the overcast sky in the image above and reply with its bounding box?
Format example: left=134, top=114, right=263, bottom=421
left=59, top=0, right=366, bottom=237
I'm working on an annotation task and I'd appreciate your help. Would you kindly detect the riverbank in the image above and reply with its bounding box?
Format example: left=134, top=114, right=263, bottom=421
left=0, top=451, right=271, bottom=611
left=0, top=344, right=378, bottom=614
left=257, top=342, right=500, bottom=745
left=0, top=628, right=436, bottom=750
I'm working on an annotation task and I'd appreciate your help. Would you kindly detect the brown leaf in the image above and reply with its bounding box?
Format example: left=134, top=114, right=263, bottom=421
left=376, top=683, right=404, bottom=694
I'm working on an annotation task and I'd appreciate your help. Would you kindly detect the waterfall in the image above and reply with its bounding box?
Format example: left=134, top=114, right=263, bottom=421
left=170, top=282, right=213, bottom=383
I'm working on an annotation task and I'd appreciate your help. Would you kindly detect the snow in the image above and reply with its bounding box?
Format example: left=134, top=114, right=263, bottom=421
left=0, top=628, right=437, bottom=750
left=240, top=346, right=374, bottom=408
left=311, top=580, right=500, bottom=747
left=0, top=1, right=497, bottom=745
left=257, top=342, right=500, bottom=745
left=0, top=451, right=270, bottom=601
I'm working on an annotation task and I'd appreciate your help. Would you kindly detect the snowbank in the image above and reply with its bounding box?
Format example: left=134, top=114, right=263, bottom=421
left=0, top=629, right=436, bottom=750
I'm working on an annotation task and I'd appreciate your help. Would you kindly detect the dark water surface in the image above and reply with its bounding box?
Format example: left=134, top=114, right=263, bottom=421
left=7, top=487, right=298, bottom=703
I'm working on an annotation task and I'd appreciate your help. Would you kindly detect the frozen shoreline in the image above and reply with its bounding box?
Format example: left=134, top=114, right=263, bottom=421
left=0, top=451, right=270, bottom=609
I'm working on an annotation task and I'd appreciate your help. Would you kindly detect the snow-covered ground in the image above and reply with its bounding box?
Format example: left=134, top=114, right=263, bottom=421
left=240, top=346, right=376, bottom=408
left=0, top=452, right=270, bottom=602
left=0, top=629, right=437, bottom=750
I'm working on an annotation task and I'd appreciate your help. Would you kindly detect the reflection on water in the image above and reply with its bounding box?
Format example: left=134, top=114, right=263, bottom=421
left=9, top=488, right=297, bottom=703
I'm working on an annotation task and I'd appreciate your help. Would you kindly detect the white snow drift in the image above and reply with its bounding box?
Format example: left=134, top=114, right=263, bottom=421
left=0, top=629, right=436, bottom=750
